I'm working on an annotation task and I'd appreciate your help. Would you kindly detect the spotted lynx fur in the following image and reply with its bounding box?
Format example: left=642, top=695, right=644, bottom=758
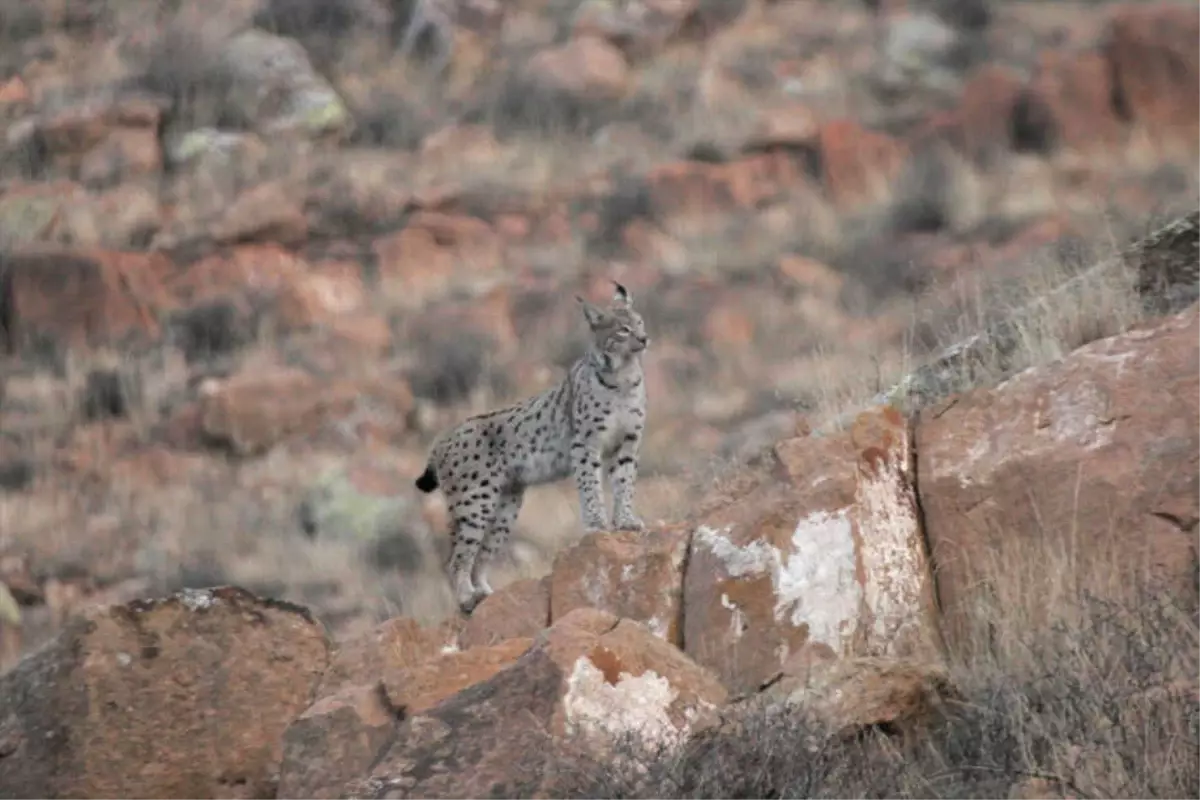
left=416, top=283, right=649, bottom=614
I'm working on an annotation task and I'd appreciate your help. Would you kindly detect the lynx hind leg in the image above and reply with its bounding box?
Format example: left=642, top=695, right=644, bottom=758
left=472, top=488, right=523, bottom=600
left=446, top=491, right=498, bottom=615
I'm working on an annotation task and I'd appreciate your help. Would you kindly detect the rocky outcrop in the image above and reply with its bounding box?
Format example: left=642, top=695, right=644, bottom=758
left=345, top=609, right=727, bottom=799
left=0, top=587, right=330, bottom=799
left=683, top=405, right=941, bottom=696
left=918, top=306, right=1200, bottom=651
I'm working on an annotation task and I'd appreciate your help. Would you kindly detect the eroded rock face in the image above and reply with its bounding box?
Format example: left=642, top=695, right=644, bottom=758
left=917, top=306, right=1200, bottom=652
left=684, top=406, right=941, bottom=695
left=347, top=608, right=727, bottom=799
left=0, top=587, right=330, bottom=799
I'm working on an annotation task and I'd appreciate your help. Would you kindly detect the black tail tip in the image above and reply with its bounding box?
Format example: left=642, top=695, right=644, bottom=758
left=415, top=466, right=438, bottom=493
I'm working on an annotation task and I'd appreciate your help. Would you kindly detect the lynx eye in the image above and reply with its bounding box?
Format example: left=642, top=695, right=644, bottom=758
left=614, top=327, right=631, bottom=338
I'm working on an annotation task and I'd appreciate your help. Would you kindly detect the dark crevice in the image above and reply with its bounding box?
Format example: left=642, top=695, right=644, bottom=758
left=676, top=526, right=694, bottom=654
left=907, top=411, right=946, bottom=625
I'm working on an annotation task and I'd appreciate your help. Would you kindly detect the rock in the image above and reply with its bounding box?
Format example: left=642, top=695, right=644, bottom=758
left=276, top=259, right=370, bottom=331
left=916, top=307, right=1200, bottom=653
left=277, top=683, right=398, bottom=800
left=168, top=244, right=308, bottom=307
left=778, top=656, right=958, bottom=738
left=373, top=213, right=501, bottom=310
left=953, top=64, right=1025, bottom=163
left=210, top=181, right=308, bottom=246
left=1131, top=210, right=1199, bottom=315
left=1104, top=3, right=1200, bottom=147
left=877, top=10, right=963, bottom=92
left=279, top=637, right=530, bottom=799
left=275, top=615, right=459, bottom=799
left=645, top=152, right=810, bottom=228
left=197, top=366, right=354, bottom=457
left=571, top=0, right=700, bottom=60
left=18, top=92, right=167, bottom=186
left=349, top=608, right=727, bottom=798
left=459, top=577, right=550, bottom=649
left=524, top=36, right=631, bottom=102
left=0, top=586, right=330, bottom=799
left=745, top=104, right=820, bottom=151
left=684, top=406, right=941, bottom=695
left=549, top=527, right=689, bottom=644
left=0, top=248, right=173, bottom=355
left=57, top=183, right=162, bottom=249
left=815, top=119, right=907, bottom=210
left=1016, top=50, right=1124, bottom=153
left=382, top=637, right=534, bottom=715
left=219, top=29, right=351, bottom=138
left=0, top=181, right=86, bottom=249
left=317, top=616, right=462, bottom=699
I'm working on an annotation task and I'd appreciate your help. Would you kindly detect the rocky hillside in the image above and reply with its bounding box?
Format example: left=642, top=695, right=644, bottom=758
left=0, top=302, right=1196, bottom=797
left=0, top=0, right=1197, bottom=674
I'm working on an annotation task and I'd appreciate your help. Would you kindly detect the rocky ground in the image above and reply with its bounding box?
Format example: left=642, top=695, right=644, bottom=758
left=0, top=2, right=1196, bottom=785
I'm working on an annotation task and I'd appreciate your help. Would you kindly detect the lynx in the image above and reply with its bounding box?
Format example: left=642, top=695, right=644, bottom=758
left=416, top=283, right=649, bottom=614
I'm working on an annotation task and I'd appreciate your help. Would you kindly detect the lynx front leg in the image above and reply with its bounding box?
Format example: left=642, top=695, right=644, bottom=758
left=571, top=431, right=611, bottom=532
left=608, top=431, right=645, bottom=531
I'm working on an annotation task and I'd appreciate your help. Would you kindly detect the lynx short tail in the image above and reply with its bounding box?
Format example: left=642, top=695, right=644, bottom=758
left=415, top=464, right=439, bottom=493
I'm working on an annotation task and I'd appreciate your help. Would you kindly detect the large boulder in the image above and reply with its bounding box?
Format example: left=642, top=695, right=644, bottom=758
left=346, top=608, right=727, bottom=798
left=684, top=406, right=942, bottom=696
left=917, top=306, right=1200, bottom=651
left=0, top=587, right=330, bottom=799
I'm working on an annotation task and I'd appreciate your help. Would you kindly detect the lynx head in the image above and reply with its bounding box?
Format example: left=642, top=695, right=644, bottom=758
left=577, top=282, right=648, bottom=363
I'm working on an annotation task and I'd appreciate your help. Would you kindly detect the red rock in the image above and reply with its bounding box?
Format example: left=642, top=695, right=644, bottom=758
left=352, top=609, right=727, bottom=798
left=460, top=577, right=550, bottom=649
left=2, top=248, right=173, bottom=354
left=59, top=183, right=162, bottom=249
left=746, top=104, right=820, bottom=150
left=816, top=119, right=907, bottom=210
left=0, top=587, right=329, bottom=799
left=646, top=152, right=809, bottom=225
left=278, top=683, right=396, bottom=800
left=1105, top=3, right=1200, bottom=147
left=550, top=527, right=690, bottom=645
left=684, top=406, right=940, bottom=695
left=916, top=307, right=1200, bottom=654
left=773, top=656, right=959, bottom=739
left=374, top=213, right=500, bottom=310
left=777, top=254, right=845, bottom=298
left=383, top=637, right=534, bottom=715
left=525, top=35, right=632, bottom=101
left=956, top=64, right=1025, bottom=162
left=198, top=366, right=358, bottom=457
left=1018, top=50, right=1124, bottom=152
left=169, top=244, right=308, bottom=306
left=276, top=260, right=369, bottom=331
left=210, top=181, right=308, bottom=246
left=703, top=304, right=756, bottom=351
left=33, top=93, right=166, bottom=185
left=0, top=76, right=30, bottom=106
